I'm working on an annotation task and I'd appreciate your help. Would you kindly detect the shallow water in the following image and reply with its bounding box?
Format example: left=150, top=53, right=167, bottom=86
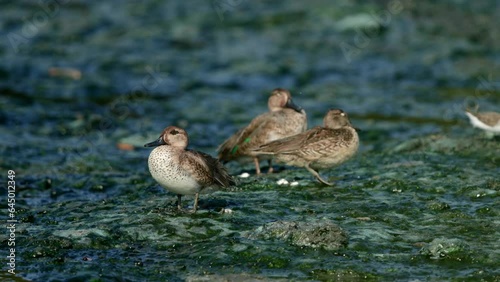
left=0, top=0, right=499, bottom=281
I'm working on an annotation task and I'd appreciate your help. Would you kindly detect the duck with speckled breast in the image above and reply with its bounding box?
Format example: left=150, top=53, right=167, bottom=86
left=145, top=126, right=234, bottom=212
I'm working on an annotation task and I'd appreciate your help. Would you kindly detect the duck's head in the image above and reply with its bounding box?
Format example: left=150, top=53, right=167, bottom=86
left=268, top=88, right=303, bottom=113
left=144, top=126, right=188, bottom=149
left=323, top=109, right=353, bottom=129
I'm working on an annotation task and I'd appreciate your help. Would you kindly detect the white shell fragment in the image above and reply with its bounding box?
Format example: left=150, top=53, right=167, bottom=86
left=277, top=178, right=289, bottom=185
left=239, top=172, right=250, bottom=178
left=220, top=208, right=233, bottom=214
left=276, top=179, right=299, bottom=186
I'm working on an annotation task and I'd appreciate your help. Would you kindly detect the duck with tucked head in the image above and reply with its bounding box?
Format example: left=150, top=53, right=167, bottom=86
left=218, top=88, right=307, bottom=175
left=145, top=126, right=234, bottom=212
left=253, top=109, right=359, bottom=186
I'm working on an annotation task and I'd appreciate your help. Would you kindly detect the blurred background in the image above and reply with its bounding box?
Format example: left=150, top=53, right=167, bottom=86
left=0, top=0, right=498, bottom=280
left=1, top=1, right=498, bottom=174
left=0, top=0, right=500, bottom=163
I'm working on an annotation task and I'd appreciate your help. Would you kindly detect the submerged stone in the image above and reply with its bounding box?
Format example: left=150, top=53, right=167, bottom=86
left=246, top=219, right=348, bottom=251
left=390, top=134, right=500, bottom=159
left=419, top=238, right=471, bottom=261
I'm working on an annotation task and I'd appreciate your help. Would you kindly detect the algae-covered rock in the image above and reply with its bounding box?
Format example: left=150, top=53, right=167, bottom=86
left=419, top=238, right=471, bottom=260
left=246, top=220, right=348, bottom=251
left=390, top=134, right=500, bottom=159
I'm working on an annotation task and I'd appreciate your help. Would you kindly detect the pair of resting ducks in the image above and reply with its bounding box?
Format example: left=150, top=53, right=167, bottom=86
left=144, top=88, right=360, bottom=212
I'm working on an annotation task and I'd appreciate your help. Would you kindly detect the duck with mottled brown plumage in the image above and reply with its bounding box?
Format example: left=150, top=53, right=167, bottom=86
left=252, top=109, right=359, bottom=186
left=145, top=126, right=234, bottom=212
left=464, top=109, right=500, bottom=136
left=217, top=88, right=307, bottom=175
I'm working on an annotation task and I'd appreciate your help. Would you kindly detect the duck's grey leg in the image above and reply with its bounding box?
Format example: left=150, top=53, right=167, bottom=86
left=177, top=194, right=183, bottom=210
left=192, top=193, right=199, bottom=213
left=305, top=164, right=334, bottom=186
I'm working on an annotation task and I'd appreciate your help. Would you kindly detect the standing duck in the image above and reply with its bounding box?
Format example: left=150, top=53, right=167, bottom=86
left=218, top=88, right=307, bottom=174
left=145, top=126, right=234, bottom=212
left=253, top=109, right=359, bottom=186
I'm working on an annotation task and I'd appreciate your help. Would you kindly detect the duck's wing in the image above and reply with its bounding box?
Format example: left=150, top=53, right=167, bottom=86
left=182, top=150, right=235, bottom=187
left=296, top=128, right=357, bottom=159
left=253, top=126, right=325, bottom=155
left=476, top=112, right=500, bottom=127
left=217, top=113, right=271, bottom=160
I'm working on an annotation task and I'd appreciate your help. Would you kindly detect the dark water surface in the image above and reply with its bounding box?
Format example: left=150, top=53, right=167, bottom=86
left=0, top=0, right=499, bottom=281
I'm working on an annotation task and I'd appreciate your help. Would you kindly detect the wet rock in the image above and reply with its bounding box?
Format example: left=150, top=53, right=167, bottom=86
left=419, top=238, right=471, bottom=260
left=389, top=134, right=500, bottom=163
left=246, top=219, right=348, bottom=251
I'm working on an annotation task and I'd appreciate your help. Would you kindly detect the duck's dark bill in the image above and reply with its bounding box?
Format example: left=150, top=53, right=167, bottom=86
left=144, top=137, right=166, bottom=147
left=286, top=98, right=303, bottom=113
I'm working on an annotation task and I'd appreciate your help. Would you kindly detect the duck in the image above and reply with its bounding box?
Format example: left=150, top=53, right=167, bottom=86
left=218, top=88, right=307, bottom=174
left=252, top=109, right=359, bottom=186
left=145, top=126, right=234, bottom=212
left=465, top=108, right=500, bottom=136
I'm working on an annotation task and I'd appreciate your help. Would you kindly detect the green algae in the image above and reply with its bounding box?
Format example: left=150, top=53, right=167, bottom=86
left=5, top=132, right=498, bottom=280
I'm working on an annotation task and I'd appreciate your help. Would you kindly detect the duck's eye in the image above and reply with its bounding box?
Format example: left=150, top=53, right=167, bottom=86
left=170, top=130, right=179, bottom=135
